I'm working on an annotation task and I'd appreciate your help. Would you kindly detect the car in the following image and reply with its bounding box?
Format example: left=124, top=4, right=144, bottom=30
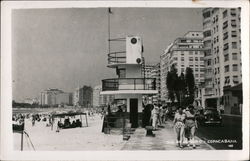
left=196, top=108, right=222, bottom=126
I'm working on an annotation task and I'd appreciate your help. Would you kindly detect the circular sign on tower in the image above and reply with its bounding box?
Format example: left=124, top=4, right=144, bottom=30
left=131, top=38, right=137, bottom=44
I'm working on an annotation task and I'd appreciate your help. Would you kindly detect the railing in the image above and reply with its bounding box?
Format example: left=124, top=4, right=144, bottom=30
left=108, top=51, right=126, bottom=65
left=102, top=78, right=156, bottom=91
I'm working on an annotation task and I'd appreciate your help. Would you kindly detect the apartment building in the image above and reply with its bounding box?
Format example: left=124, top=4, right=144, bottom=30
left=160, top=31, right=205, bottom=103
left=202, top=8, right=241, bottom=107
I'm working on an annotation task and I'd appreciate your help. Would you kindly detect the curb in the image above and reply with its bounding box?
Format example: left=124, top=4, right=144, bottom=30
left=222, top=114, right=242, bottom=118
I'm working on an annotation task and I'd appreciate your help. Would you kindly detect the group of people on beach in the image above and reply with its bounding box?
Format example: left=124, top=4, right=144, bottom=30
left=173, top=105, right=198, bottom=149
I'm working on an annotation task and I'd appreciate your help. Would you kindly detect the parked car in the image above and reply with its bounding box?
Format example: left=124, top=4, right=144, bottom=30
left=196, top=108, right=222, bottom=126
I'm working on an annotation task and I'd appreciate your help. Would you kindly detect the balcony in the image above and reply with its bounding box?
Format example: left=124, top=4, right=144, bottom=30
left=107, top=51, right=126, bottom=67
left=101, top=78, right=157, bottom=95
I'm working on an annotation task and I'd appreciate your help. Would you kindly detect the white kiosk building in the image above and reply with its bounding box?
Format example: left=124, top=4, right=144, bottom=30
left=100, top=36, right=157, bottom=128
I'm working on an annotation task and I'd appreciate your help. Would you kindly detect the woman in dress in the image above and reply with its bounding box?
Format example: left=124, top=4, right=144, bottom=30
left=151, top=104, right=159, bottom=130
left=184, top=105, right=198, bottom=148
left=173, top=107, right=186, bottom=148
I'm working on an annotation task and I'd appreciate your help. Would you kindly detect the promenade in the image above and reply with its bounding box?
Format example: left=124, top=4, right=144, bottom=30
left=122, top=120, right=214, bottom=150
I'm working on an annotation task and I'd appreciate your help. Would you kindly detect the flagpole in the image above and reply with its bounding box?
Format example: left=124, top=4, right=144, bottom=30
left=108, top=8, right=111, bottom=54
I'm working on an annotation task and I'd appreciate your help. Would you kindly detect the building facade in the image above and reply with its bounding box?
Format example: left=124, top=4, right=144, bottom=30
left=40, top=88, right=70, bottom=106
left=142, top=64, right=155, bottom=78
left=160, top=31, right=205, bottom=103
left=73, top=86, right=93, bottom=107
left=202, top=8, right=241, bottom=108
left=149, top=63, right=161, bottom=103
left=93, top=85, right=102, bottom=107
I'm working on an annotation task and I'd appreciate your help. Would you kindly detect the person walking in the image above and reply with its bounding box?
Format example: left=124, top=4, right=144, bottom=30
left=162, top=106, right=167, bottom=124
left=184, top=105, right=198, bottom=149
left=151, top=104, right=159, bottom=130
left=173, top=107, right=186, bottom=148
left=158, top=104, right=163, bottom=126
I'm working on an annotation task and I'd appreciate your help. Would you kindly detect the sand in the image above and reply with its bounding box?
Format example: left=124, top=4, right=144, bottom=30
left=13, top=114, right=126, bottom=151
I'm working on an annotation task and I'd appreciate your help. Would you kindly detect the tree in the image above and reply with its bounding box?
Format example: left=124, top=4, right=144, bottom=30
left=166, top=65, right=178, bottom=104
left=166, top=66, right=195, bottom=107
left=185, top=67, right=195, bottom=105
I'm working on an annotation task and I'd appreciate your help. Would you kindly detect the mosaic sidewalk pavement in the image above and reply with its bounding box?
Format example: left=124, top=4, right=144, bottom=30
left=121, top=120, right=214, bottom=150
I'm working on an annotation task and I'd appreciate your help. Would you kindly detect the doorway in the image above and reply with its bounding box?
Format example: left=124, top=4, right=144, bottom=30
left=129, top=98, right=138, bottom=128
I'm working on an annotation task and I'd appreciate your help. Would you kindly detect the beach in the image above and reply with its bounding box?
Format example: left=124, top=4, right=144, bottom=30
left=13, top=108, right=126, bottom=151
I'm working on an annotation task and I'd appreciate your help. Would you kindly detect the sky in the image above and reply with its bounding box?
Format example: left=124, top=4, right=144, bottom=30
left=12, top=8, right=203, bottom=101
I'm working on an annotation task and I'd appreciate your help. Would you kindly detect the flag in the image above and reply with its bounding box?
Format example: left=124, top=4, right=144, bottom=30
left=108, top=7, right=113, bottom=14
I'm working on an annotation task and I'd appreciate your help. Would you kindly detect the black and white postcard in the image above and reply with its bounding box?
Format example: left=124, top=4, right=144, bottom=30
left=1, top=0, right=249, bottom=160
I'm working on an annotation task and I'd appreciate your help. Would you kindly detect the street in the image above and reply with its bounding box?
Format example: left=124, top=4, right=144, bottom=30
left=196, top=115, right=242, bottom=150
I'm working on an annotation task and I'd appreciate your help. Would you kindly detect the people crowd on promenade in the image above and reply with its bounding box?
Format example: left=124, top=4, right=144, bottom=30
left=173, top=105, right=198, bottom=149
left=142, top=102, right=199, bottom=149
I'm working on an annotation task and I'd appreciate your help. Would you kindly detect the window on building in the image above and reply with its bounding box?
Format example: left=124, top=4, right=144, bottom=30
left=195, top=57, right=198, bottom=61
left=195, top=74, right=199, bottom=77
left=223, top=32, right=228, bottom=40
left=207, top=59, right=211, bottom=66
left=231, top=31, right=237, bottom=37
left=174, top=57, right=178, bottom=61
left=231, top=19, right=237, bottom=27
left=189, top=51, right=193, bottom=55
left=231, top=9, right=236, bottom=16
left=189, top=57, right=193, bottom=61
left=180, top=39, right=186, bottom=43
left=181, top=57, right=184, bottom=61
left=232, top=42, right=237, bottom=49
left=232, top=53, right=238, bottom=60
left=223, top=21, right=228, bottom=29
left=195, top=51, right=198, bottom=55
left=225, top=65, right=230, bottom=72
left=118, top=68, right=126, bottom=78
left=223, top=10, right=228, bottom=18
left=195, top=68, right=198, bottom=72
left=224, top=76, right=230, bottom=84
left=233, top=64, right=238, bottom=71
left=223, top=43, right=229, bottom=50
left=200, top=68, right=205, bottom=72
left=204, top=30, right=211, bottom=37
left=218, top=67, right=220, bottom=74
left=224, top=54, right=229, bottom=62
left=200, top=57, right=204, bottom=61
left=233, top=76, right=239, bottom=84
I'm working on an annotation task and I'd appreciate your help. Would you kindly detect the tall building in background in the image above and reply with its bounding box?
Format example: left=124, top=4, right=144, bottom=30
left=202, top=8, right=241, bottom=108
left=40, top=88, right=71, bottom=106
left=160, top=44, right=173, bottom=103
left=160, top=31, right=205, bottom=103
left=93, top=85, right=102, bottom=107
left=142, top=64, right=155, bottom=78
left=73, top=86, right=93, bottom=107
left=149, top=63, right=161, bottom=103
